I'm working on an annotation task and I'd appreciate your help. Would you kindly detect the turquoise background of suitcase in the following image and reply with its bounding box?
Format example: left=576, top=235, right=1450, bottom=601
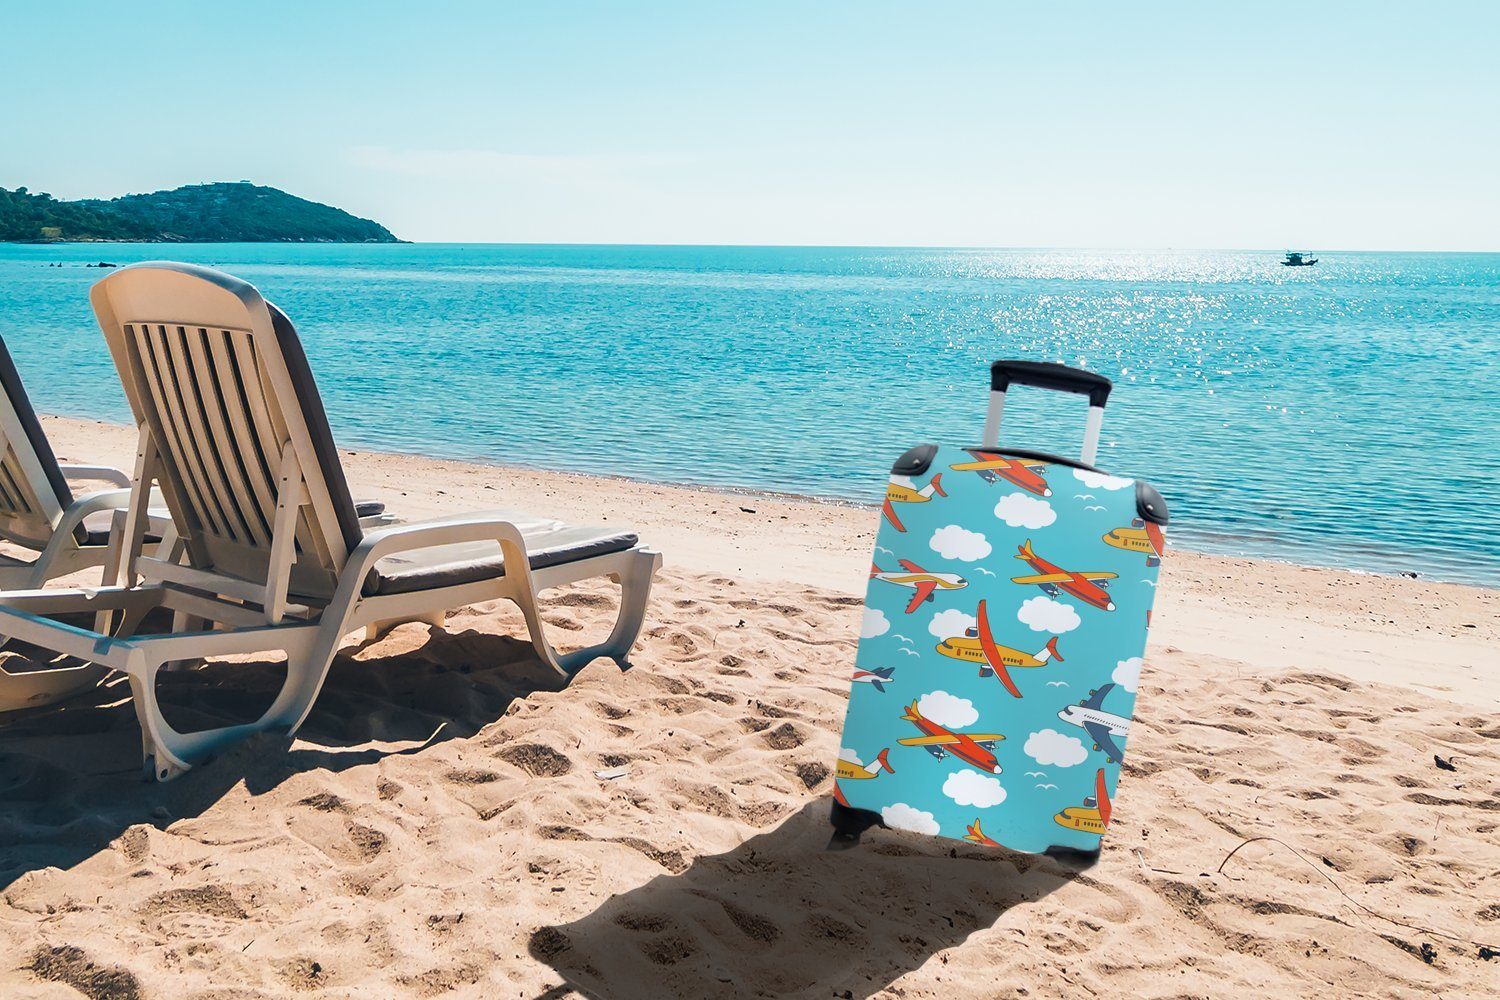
left=835, top=444, right=1163, bottom=854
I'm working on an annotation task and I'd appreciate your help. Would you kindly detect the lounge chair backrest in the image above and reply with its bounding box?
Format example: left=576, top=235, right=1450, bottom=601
left=89, top=263, right=364, bottom=601
left=0, top=337, right=75, bottom=549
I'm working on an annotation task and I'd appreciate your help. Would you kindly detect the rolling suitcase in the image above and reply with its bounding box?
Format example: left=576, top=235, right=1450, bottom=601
left=830, top=360, right=1168, bottom=857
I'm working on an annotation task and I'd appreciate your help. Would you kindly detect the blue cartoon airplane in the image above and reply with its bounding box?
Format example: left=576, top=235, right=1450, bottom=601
left=1056, top=683, right=1131, bottom=764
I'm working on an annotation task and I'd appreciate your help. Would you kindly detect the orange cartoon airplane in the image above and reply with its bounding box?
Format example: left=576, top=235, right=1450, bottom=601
left=898, top=700, right=1004, bottom=774
left=1053, top=768, right=1113, bottom=835
left=963, top=819, right=1004, bottom=848
left=882, top=473, right=947, bottom=532
left=871, top=559, right=968, bottom=613
left=1011, top=540, right=1118, bottom=611
left=933, top=599, right=1062, bottom=698
left=948, top=450, right=1051, bottom=496
left=1102, top=518, right=1167, bottom=567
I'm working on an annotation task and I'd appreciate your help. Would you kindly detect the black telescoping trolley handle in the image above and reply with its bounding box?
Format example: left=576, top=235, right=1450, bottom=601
left=984, top=360, right=1114, bottom=463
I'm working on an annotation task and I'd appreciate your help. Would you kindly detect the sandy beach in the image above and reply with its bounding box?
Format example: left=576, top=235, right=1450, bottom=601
left=2, top=415, right=1496, bottom=999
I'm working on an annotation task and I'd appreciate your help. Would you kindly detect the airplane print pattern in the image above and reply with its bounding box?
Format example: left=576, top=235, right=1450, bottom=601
left=836, top=445, right=1164, bottom=854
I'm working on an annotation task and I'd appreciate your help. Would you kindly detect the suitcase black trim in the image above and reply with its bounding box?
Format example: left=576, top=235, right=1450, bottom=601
left=1043, top=843, right=1102, bottom=866
left=890, top=445, right=1168, bottom=525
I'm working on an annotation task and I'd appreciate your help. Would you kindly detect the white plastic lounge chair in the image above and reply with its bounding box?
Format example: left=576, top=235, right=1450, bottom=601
left=0, top=262, right=661, bottom=780
left=0, top=335, right=166, bottom=591
left=0, top=335, right=391, bottom=712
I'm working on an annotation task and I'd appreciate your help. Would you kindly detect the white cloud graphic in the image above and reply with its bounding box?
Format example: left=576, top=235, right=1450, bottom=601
left=1016, top=596, right=1081, bottom=634
left=889, top=474, right=916, bottom=490
left=1025, top=729, right=1089, bottom=768
left=1112, top=656, right=1143, bottom=693
left=994, top=493, right=1057, bottom=529
left=1073, top=469, right=1133, bottom=491
left=917, top=690, right=979, bottom=729
left=928, top=608, right=976, bottom=639
left=840, top=748, right=863, bottom=766
left=943, top=771, right=1007, bottom=808
left=861, top=608, right=891, bottom=639
left=881, top=802, right=940, bottom=836
left=929, top=525, right=991, bottom=562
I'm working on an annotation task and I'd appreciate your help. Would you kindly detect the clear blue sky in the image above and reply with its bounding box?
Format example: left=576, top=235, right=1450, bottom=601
left=3, top=1, right=1496, bottom=248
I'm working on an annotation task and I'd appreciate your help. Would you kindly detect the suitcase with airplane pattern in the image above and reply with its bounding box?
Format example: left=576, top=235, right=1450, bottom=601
left=830, top=361, right=1168, bottom=857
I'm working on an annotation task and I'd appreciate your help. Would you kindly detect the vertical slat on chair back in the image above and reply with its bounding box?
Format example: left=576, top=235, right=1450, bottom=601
left=0, top=337, right=72, bottom=549
left=90, top=263, right=363, bottom=600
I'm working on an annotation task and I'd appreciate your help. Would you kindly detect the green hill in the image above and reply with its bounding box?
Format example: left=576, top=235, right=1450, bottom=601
left=0, top=182, right=402, bottom=243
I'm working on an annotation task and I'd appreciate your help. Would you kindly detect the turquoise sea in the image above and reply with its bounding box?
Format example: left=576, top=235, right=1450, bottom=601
left=0, top=244, right=1496, bottom=587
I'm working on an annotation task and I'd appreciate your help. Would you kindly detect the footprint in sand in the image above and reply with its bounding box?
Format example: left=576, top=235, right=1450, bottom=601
left=297, top=792, right=349, bottom=812
left=137, top=885, right=248, bottom=938
left=761, top=722, right=805, bottom=750
left=342, top=822, right=389, bottom=861
left=115, top=825, right=151, bottom=864
left=497, top=743, right=573, bottom=777
left=551, top=591, right=615, bottom=610
left=606, top=917, right=699, bottom=971
left=791, top=761, right=829, bottom=790
left=542, top=612, right=586, bottom=632
left=613, top=838, right=689, bottom=874
left=29, top=946, right=145, bottom=999
left=285, top=807, right=391, bottom=865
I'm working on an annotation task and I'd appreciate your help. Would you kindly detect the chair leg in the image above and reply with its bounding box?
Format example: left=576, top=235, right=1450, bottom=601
left=126, top=638, right=326, bottom=781
left=516, top=549, right=662, bottom=677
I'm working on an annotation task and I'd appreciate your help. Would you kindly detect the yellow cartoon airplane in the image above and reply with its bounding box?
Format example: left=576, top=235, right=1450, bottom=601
left=932, top=599, right=1057, bottom=698
left=1102, top=518, right=1166, bottom=567
left=882, top=473, right=946, bottom=532
left=1054, top=768, right=1112, bottom=835
left=835, top=748, right=894, bottom=782
left=833, top=747, right=894, bottom=808
left=937, top=630, right=1063, bottom=673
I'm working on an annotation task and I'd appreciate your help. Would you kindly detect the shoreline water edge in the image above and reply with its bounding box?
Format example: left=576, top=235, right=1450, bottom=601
left=40, top=414, right=1496, bottom=592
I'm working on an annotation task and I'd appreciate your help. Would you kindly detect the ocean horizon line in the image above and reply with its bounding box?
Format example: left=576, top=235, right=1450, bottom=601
left=11, top=240, right=1500, bottom=255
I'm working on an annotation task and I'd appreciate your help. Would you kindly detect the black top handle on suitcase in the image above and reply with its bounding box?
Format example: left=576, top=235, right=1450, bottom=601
left=985, top=360, right=1113, bottom=465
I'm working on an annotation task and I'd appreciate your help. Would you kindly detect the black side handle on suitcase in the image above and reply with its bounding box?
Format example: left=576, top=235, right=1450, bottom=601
left=990, top=360, right=1112, bottom=408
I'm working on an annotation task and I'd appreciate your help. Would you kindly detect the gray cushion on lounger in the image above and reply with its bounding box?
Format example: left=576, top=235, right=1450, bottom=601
left=363, top=513, right=638, bottom=596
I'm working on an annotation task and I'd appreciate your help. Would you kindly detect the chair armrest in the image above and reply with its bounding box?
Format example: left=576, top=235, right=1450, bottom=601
left=346, top=512, right=534, bottom=582
left=54, top=488, right=135, bottom=539
left=59, top=488, right=169, bottom=541
left=59, top=464, right=132, bottom=488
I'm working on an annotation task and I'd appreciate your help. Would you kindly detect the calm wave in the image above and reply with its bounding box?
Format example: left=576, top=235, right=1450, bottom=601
left=2, top=244, right=1496, bottom=587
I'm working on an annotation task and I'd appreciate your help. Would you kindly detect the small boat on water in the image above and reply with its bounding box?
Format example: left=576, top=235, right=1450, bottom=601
left=1281, top=251, right=1318, bottom=267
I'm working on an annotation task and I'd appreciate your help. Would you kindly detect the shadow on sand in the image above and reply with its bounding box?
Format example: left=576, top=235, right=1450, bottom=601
left=528, top=800, right=1086, bottom=999
left=0, top=623, right=566, bottom=893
